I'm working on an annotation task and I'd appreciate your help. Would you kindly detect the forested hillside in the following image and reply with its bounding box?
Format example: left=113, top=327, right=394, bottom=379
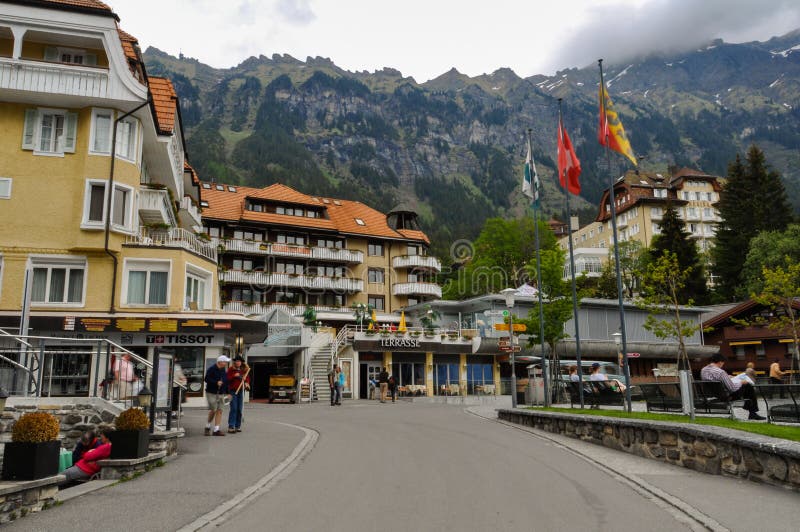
left=143, top=29, right=800, bottom=258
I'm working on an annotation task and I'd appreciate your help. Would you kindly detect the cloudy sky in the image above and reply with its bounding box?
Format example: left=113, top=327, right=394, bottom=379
left=110, top=0, right=800, bottom=81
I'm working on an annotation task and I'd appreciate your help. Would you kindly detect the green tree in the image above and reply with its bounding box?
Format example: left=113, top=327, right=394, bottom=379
left=752, top=262, right=800, bottom=376
left=712, top=145, right=792, bottom=300
left=442, top=217, right=556, bottom=299
left=636, top=251, right=701, bottom=370
left=650, top=201, right=708, bottom=304
left=741, top=224, right=800, bottom=296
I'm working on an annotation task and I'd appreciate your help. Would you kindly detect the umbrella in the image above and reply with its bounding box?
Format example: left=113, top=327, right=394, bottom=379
left=399, top=311, right=407, bottom=332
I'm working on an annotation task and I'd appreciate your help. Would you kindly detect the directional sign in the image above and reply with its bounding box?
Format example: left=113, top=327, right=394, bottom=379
left=483, top=310, right=505, bottom=317
left=628, top=352, right=641, bottom=358
left=500, top=346, right=522, bottom=353
left=494, top=323, right=527, bottom=332
left=498, top=339, right=510, bottom=347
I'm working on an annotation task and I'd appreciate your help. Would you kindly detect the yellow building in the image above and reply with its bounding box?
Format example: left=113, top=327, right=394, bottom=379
left=559, top=167, right=724, bottom=278
left=0, top=0, right=262, bottom=404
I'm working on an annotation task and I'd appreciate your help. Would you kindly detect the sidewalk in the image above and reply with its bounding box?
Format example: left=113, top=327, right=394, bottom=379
left=5, top=406, right=307, bottom=532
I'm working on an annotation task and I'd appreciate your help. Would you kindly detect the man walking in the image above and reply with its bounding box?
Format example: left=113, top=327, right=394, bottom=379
left=204, top=355, right=230, bottom=436
left=328, top=364, right=339, bottom=406
left=227, top=356, right=250, bottom=433
left=378, top=366, right=389, bottom=403
left=701, top=354, right=764, bottom=420
left=335, top=365, right=345, bottom=405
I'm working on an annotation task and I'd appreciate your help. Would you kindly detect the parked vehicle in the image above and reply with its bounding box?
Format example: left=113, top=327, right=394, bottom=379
left=269, top=375, right=297, bottom=403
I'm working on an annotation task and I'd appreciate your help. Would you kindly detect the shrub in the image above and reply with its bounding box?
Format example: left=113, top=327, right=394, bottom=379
left=115, top=407, right=149, bottom=431
left=11, top=412, right=60, bottom=443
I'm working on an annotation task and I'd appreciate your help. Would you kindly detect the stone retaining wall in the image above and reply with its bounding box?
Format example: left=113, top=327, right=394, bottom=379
left=0, top=476, right=63, bottom=524
left=498, top=409, right=800, bottom=491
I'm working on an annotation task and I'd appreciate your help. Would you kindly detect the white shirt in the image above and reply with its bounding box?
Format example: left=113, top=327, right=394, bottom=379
left=589, top=372, right=607, bottom=382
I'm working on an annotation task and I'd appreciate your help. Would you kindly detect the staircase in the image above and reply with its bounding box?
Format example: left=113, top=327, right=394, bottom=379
left=310, top=343, right=333, bottom=404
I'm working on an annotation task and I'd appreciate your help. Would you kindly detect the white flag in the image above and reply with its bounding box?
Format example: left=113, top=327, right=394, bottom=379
left=522, top=133, right=540, bottom=202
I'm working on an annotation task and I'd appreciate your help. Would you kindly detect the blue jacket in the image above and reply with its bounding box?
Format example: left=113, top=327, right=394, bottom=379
left=205, top=364, right=228, bottom=394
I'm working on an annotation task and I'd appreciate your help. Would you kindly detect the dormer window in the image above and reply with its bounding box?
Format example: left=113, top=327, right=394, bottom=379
left=215, top=185, right=224, bottom=191
left=44, top=47, right=97, bottom=66
left=202, top=183, right=211, bottom=189
left=355, top=218, right=365, bottom=226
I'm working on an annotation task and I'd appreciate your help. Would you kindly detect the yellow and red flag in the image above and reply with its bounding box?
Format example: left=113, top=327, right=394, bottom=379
left=599, top=83, right=637, bottom=166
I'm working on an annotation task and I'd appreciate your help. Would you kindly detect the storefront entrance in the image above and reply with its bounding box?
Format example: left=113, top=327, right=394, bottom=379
left=359, top=362, right=382, bottom=399
left=250, top=359, right=294, bottom=400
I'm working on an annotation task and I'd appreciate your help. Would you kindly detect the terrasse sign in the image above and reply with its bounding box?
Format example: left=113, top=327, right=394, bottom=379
left=379, top=338, right=421, bottom=348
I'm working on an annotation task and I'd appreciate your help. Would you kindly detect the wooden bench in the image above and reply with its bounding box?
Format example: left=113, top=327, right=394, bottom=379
left=566, top=381, right=625, bottom=409
left=755, top=383, right=800, bottom=423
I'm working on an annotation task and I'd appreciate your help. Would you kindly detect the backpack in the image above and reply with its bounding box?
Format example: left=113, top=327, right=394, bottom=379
left=388, top=376, right=395, bottom=386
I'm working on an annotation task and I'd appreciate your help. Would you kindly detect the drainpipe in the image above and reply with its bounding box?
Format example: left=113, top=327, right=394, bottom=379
left=104, top=98, right=151, bottom=313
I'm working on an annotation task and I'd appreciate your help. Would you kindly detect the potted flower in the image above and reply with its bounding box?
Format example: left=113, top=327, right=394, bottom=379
left=108, top=407, right=150, bottom=459
left=410, top=331, right=422, bottom=338
left=447, top=332, right=459, bottom=340
left=365, top=329, right=377, bottom=336
left=379, top=329, right=390, bottom=337
left=2, top=412, right=61, bottom=480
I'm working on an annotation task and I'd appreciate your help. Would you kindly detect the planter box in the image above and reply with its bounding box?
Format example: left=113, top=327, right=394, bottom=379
left=1, top=440, right=60, bottom=480
left=109, top=429, right=150, bottom=459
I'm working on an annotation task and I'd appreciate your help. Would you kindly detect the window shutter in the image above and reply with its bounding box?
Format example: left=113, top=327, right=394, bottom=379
left=85, top=54, right=97, bottom=66
left=22, top=109, right=37, bottom=150
left=44, top=47, right=59, bottom=62
left=63, top=112, right=78, bottom=153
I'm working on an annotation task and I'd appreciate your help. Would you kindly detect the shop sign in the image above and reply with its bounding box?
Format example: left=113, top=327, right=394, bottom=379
left=213, top=322, right=232, bottom=330
left=146, top=334, right=216, bottom=345
left=181, top=319, right=210, bottom=328
left=379, top=338, right=421, bottom=349
left=149, top=319, right=178, bottom=332
left=115, top=319, right=146, bottom=332
left=80, top=318, right=111, bottom=332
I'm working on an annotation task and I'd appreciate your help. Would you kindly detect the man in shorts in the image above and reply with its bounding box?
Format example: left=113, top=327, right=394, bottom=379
left=204, top=355, right=230, bottom=436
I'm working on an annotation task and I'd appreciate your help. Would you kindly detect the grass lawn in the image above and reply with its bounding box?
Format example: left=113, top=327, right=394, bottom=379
left=531, top=407, right=800, bottom=442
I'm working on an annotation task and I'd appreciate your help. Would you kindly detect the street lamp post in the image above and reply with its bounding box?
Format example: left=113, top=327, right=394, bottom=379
left=501, top=288, right=517, bottom=408
left=612, top=331, right=632, bottom=412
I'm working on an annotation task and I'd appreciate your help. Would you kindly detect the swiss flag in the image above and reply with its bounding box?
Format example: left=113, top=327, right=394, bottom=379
left=557, top=120, right=581, bottom=195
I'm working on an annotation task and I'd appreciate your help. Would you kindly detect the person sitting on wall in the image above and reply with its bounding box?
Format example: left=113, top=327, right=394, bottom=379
left=62, top=428, right=112, bottom=484
left=701, top=353, right=764, bottom=420
left=71, top=430, right=100, bottom=465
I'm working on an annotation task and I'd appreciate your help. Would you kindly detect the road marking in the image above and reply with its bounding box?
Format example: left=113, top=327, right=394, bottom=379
left=466, top=407, right=728, bottom=532
left=177, top=422, right=319, bottom=532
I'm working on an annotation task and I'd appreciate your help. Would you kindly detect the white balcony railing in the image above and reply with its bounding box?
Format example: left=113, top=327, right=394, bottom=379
left=179, top=196, right=202, bottom=227
left=392, top=255, right=442, bottom=271
left=220, top=270, right=364, bottom=292
left=392, top=282, right=443, bottom=298
left=138, top=187, right=176, bottom=227
left=222, top=301, right=350, bottom=316
left=126, top=227, right=217, bottom=263
left=212, top=238, right=363, bottom=263
left=0, top=57, right=109, bottom=99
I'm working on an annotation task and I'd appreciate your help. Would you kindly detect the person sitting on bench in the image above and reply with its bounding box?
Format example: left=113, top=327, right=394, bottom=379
left=62, top=428, right=112, bottom=483
left=588, top=363, right=626, bottom=392
left=701, top=354, right=764, bottom=420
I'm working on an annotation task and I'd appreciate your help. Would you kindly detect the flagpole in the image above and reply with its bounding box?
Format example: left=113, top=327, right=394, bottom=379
left=599, top=59, right=632, bottom=412
left=558, top=99, right=584, bottom=409
left=528, top=128, right=550, bottom=407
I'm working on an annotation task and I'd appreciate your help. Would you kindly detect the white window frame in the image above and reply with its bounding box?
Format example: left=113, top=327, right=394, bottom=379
left=115, top=117, right=140, bottom=163
left=33, top=108, right=69, bottom=156
left=29, top=256, right=87, bottom=307
left=122, top=259, right=171, bottom=307
left=80, top=180, right=135, bottom=233
left=0, top=177, right=11, bottom=199
left=185, top=263, right=213, bottom=311
left=89, top=108, right=114, bottom=155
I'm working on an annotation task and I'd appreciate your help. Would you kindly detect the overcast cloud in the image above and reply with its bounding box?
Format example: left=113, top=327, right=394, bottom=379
left=108, top=0, right=800, bottom=81
left=551, top=0, right=800, bottom=71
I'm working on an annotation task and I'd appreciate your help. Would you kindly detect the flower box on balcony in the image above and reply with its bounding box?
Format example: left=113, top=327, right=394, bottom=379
left=410, top=331, right=422, bottom=338
left=365, top=330, right=377, bottom=336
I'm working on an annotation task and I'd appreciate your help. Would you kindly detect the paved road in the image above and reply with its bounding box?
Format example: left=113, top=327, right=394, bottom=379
left=9, top=401, right=800, bottom=532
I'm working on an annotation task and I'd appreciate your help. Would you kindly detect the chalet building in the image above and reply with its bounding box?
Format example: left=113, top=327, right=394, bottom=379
left=702, top=300, right=800, bottom=377
left=559, top=167, right=725, bottom=280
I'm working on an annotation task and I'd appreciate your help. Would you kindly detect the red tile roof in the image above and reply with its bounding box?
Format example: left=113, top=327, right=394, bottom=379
left=148, top=76, right=178, bottom=134
left=117, top=27, right=139, bottom=63
left=202, top=182, right=430, bottom=243
left=39, top=0, right=112, bottom=11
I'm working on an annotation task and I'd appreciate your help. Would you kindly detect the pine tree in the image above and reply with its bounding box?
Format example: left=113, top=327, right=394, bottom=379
left=650, top=201, right=708, bottom=303
left=712, top=145, right=792, bottom=300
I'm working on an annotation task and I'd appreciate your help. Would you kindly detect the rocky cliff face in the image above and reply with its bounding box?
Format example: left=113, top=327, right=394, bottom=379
left=144, top=30, right=800, bottom=257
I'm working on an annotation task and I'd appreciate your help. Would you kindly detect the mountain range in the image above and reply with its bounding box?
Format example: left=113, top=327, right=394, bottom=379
left=142, top=29, right=800, bottom=259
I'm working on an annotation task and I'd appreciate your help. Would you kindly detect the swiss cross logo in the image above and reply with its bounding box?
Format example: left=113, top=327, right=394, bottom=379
left=146, top=335, right=166, bottom=344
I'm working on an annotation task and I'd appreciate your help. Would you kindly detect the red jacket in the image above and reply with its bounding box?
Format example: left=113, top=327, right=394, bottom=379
left=75, top=442, right=111, bottom=476
left=227, top=365, right=250, bottom=394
